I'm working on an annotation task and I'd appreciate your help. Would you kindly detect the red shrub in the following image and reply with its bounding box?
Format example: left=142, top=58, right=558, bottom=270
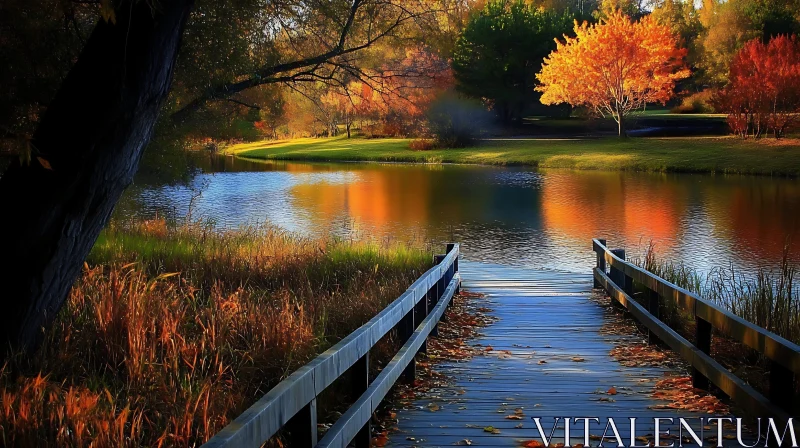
left=408, top=139, right=438, bottom=151
left=717, top=35, right=800, bottom=138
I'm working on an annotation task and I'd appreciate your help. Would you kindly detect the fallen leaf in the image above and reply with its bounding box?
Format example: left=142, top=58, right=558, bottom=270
left=571, top=357, right=585, bottom=362
left=456, top=440, right=473, bottom=446
left=520, top=440, right=544, bottom=447
left=505, top=415, right=524, bottom=420
left=607, top=387, right=617, bottom=395
left=484, top=426, right=501, bottom=434
left=37, top=157, right=53, bottom=170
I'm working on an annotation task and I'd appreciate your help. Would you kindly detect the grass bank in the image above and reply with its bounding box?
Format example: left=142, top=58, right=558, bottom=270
left=0, top=220, right=432, bottom=447
left=232, top=136, right=800, bottom=176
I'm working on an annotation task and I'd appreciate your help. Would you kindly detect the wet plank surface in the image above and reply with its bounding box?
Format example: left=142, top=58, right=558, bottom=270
left=388, top=261, right=733, bottom=447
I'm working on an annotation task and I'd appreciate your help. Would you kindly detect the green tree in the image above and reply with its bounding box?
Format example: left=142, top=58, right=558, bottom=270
left=593, top=0, right=647, bottom=20
left=741, top=0, right=800, bottom=40
left=651, top=0, right=704, bottom=87
left=451, top=0, right=573, bottom=124
left=0, top=0, right=96, bottom=143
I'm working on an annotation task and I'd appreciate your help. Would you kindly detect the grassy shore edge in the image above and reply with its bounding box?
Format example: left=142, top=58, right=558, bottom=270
left=230, top=136, right=800, bottom=177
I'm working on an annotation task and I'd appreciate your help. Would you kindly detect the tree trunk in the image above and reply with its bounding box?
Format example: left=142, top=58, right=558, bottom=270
left=616, top=108, right=627, bottom=137
left=0, top=0, right=194, bottom=357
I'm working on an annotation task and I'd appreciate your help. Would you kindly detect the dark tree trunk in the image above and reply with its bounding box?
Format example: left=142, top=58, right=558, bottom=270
left=0, top=0, right=194, bottom=357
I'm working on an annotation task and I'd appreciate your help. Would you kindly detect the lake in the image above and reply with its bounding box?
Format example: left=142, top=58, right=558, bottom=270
left=118, top=153, right=800, bottom=274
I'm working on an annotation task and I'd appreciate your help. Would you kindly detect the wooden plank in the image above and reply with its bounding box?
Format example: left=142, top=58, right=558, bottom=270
left=593, top=239, right=800, bottom=374
left=202, top=245, right=459, bottom=448
left=391, top=263, right=756, bottom=447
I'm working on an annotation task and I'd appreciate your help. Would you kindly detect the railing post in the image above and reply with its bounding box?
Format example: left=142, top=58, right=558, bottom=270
left=434, top=254, right=447, bottom=322
left=693, top=317, right=712, bottom=390
left=415, top=287, right=428, bottom=355
left=609, top=249, right=624, bottom=286
left=769, top=361, right=796, bottom=413
left=446, top=243, right=458, bottom=295
left=646, top=287, right=661, bottom=345
left=351, top=353, right=371, bottom=447
left=594, top=239, right=606, bottom=288
left=285, top=398, right=317, bottom=448
left=427, top=280, right=439, bottom=337
left=609, top=249, right=625, bottom=308
left=448, top=243, right=459, bottom=283
left=400, top=307, right=416, bottom=383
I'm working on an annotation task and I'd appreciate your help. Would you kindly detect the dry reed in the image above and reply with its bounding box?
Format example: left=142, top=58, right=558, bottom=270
left=0, top=219, right=431, bottom=447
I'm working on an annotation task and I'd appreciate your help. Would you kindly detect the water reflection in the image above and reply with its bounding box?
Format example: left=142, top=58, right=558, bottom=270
left=119, top=154, right=799, bottom=273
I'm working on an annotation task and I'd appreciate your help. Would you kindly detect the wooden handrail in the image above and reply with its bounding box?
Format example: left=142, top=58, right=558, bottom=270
left=318, top=272, right=460, bottom=446
left=592, top=238, right=799, bottom=418
left=202, top=244, right=460, bottom=448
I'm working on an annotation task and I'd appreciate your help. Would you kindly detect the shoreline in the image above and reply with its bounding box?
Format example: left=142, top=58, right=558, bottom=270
left=229, top=136, right=800, bottom=177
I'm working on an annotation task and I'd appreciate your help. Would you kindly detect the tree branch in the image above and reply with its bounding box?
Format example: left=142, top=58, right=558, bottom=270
left=170, top=0, right=420, bottom=123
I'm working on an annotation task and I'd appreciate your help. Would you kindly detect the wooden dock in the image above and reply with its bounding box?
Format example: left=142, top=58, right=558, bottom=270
left=201, top=241, right=797, bottom=448
left=388, top=262, right=728, bottom=447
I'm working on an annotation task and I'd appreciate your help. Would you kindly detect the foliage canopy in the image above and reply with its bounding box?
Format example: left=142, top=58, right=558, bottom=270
left=536, top=11, right=690, bottom=136
left=452, top=0, right=573, bottom=124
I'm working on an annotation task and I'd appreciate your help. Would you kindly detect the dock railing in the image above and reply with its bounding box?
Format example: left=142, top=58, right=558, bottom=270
left=593, top=238, right=799, bottom=425
left=202, top=243, right=460, bottom=448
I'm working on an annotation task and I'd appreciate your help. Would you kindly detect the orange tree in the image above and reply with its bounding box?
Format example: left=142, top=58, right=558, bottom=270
left=536, top=11, right=690, bottom=136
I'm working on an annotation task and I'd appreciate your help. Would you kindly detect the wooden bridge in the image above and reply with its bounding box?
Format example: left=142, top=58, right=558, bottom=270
left=202, top=242, right=799, bottom=448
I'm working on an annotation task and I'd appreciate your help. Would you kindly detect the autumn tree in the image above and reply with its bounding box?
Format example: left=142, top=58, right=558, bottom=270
left=536, top=11, right=690, bottom=136
left=452, top=0, right=573, bottom=124
left=717, top=35, right=800, bottom=138
left=0, top=0, right=194, bottom=357
left=694, top=0, right=800, bottom=87
left=170, top=0, right=445, bottom=123
left=0, top=0, right=455, bottom=359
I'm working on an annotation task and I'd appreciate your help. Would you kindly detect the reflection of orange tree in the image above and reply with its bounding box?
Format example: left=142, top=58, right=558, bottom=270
left=540, top=172, right=685, bottom=244
left=289, top=169, right=433, bottom=236
left=705, top=180, right=800, bottom=261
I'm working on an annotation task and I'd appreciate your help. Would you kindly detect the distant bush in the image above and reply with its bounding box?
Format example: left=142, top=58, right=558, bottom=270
left=671, top=90, right=716, bottom=114
left=362, top=115, right=413, bottom=139
left=408, top=139, right=439, bottom=151
left=425, top=93, right=491, bottom=148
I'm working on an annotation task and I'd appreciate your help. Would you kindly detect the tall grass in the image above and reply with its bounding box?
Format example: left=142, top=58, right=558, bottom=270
left=0, top=219, right=432, bottom=447
left=636, top=241, right=799, bottom=344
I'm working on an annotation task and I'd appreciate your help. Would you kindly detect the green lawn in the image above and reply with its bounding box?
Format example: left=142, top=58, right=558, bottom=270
left=231, top=135, right=800, bottom=176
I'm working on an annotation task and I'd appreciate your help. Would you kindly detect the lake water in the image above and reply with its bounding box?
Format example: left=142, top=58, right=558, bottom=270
left=119, top=153, right=800, bottom=274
